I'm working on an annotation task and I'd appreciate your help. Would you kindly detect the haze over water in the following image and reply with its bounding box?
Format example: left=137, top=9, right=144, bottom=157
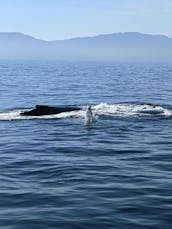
left=0, top=61, right=172, bottom=228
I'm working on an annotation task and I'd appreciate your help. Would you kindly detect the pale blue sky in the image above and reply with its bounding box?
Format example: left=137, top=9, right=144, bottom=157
left=0, top=0, right=172, bottom=40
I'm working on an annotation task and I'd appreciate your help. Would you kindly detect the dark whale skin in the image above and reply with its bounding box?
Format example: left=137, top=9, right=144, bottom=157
left=21, top=105, right=81, bottom=116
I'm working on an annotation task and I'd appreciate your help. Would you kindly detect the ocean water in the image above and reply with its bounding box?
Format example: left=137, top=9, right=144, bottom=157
left=0, top=61, right=172, bottom=229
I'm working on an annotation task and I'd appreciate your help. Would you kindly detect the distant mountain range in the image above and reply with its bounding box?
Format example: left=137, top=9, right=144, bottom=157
left=0, top=32, right=172, bottom=62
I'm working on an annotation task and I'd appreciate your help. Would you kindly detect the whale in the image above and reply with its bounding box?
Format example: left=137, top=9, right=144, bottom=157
left=21, top=105, right=81, bottom=116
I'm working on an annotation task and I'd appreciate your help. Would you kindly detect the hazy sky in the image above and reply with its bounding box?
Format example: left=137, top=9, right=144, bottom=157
left=0, top=0, right=172, bottom=40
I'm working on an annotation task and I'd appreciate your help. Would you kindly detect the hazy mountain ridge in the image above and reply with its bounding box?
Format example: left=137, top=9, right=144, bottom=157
left=0, top=32, right=172, bottom=61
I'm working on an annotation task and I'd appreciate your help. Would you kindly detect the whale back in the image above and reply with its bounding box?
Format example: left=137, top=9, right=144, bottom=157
left=21, top=105, right=81, bottom=116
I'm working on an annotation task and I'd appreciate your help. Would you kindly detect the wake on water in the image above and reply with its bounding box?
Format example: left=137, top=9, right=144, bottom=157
left=0, top=103, right=171, bottom=122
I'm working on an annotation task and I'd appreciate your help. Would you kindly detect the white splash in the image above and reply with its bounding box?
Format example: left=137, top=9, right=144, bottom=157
left=0, top=103, right=171, bottom=121
left=92, top=103, right=172, bottom=118
left=0, top=110, right=25, bottom=121
left=84, top=106, right=96, bottom=125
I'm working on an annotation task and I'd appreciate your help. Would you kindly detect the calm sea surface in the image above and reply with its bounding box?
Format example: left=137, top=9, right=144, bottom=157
left=0, top=61, right=172, bottom=229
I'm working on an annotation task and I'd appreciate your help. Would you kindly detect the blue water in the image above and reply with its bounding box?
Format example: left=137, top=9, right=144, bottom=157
left=0, top=61, right=172, bottom=228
